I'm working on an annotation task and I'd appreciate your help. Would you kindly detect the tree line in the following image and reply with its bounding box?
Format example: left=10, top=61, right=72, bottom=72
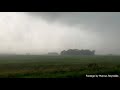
left=60, top=49, right=95, bottom=55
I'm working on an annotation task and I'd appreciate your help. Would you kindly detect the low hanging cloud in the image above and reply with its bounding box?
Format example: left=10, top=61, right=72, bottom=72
left=27, top=12, right=120, bottom=55
left=0, top=12, right=120, bottom=55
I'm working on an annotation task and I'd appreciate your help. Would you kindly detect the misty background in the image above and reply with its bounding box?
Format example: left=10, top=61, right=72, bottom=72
left=0, top=12, right=120, bottom=55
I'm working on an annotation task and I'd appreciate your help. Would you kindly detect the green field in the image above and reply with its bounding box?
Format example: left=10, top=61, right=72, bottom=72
left=0, top=55, right=120, bottom=78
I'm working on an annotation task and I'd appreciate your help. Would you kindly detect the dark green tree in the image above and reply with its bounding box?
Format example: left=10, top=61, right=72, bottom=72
left=60, top=49, right=95, bottom=55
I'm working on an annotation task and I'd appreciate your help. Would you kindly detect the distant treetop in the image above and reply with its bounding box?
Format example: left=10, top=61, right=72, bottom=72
left=61, top=49, right=95, bottom=56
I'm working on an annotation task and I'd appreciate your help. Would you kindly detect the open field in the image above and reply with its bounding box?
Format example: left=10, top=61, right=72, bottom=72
left=0, top=55, right=120, bottom=78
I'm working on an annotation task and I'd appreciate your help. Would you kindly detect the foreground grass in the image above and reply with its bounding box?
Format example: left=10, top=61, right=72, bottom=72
left=0, top=55, right=120, bottom=78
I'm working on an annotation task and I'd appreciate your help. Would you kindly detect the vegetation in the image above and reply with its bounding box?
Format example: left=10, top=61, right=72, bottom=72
left=61, top=49, right=95, bottom=56
left=0, top=55, right=120, bottom=78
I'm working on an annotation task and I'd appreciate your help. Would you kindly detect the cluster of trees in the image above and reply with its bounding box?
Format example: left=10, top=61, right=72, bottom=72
left=60, top=49, right=95, bottom=55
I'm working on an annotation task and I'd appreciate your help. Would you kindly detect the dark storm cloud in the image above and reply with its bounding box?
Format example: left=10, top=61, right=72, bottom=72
left=28, top=12, right=120, bottom=25
left=27, top=12, right=120, bottom=55
left=27, top=12, right=120, bottom=36
left=27, top=12, right=120, bottom=33
left=1, top=12, right=120, bottom=55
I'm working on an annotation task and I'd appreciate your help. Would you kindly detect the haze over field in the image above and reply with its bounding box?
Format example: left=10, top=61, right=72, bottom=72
left=0, top=12, right=120, bottom=55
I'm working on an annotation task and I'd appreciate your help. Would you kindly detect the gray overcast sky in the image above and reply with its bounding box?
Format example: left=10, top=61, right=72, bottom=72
left=0, top=12, right=120, bottom=55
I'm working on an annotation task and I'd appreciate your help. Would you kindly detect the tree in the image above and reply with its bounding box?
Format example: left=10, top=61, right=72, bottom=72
left=60, top=49, right=95, bottom=56
left=61, top=50, right=66, bottom=55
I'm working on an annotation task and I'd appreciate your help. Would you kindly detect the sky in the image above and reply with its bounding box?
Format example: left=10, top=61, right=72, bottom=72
left=0, top=12, right=120, bottom=55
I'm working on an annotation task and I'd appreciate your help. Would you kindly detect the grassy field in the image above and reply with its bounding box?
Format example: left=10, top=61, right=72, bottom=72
left=0, top=55, right=120, bottom=78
